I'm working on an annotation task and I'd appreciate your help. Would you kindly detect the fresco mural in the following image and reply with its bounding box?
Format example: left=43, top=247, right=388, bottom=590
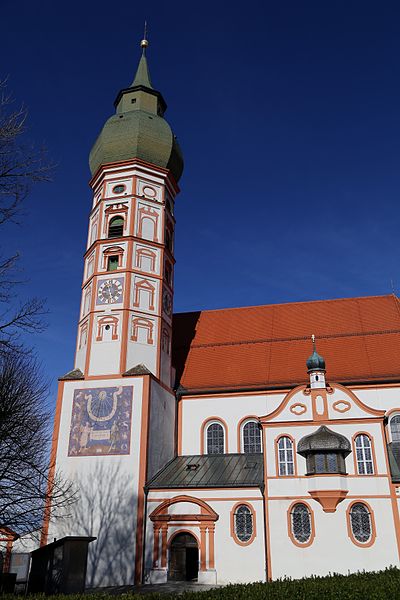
left=68, top=386, right=133, bottom=456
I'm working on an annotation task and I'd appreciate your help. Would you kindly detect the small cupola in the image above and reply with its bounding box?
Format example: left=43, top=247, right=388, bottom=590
left=298, top=425, right=351, bottom=475
left=306, top=335, right=326, bottom=389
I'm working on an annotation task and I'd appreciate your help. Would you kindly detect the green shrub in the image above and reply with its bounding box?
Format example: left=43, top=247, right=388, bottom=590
left=2, top=567, right=400, bottom=600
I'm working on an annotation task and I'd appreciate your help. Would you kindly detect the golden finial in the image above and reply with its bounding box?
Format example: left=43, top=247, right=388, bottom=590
left=141, top=21, right=149, bottom=52
left=311, top=334, right=316, bottom=350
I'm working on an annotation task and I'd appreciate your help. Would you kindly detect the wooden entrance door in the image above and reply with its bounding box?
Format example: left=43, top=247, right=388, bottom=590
left=168, top=533, right=199, bottom=581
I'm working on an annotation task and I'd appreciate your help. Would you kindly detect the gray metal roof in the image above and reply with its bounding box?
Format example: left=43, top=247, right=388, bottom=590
left=146, top=453, right=264, bottom=489
left=298, top=425, right=351, bottom=456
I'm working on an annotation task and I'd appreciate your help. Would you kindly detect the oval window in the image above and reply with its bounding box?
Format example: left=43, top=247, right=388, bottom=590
left=234, top=505, right=253, bottom=543
left=350, top=503, right=372, bottom=543
left=291, top=503, right=312, bottom=544
left=112, top=184, right=126, bottom=194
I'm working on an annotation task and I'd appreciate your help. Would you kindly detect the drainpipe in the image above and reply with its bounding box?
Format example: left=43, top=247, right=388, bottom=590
left=141, top=486, right=149, bottom=584
left=260, top=483, right=268, bottom=583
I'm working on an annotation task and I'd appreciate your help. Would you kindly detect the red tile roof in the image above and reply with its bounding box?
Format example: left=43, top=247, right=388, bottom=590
left=172, top=295, right=400, bottom=392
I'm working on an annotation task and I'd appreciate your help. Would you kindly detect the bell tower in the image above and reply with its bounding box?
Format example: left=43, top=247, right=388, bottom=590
left=74, top=35, right=183, bottom=386
left=44, top=36, right=183, bottom=587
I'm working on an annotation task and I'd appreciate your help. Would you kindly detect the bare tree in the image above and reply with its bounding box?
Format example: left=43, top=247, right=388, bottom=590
left=0, top=81, right=74, bottom=539
left=0, top=79, right=53, bottom=355
left=0, top=352, right=75, bottom=536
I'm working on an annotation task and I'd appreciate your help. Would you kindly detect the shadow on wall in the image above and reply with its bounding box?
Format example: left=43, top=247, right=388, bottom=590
left=59, top=462, right=136, bottom=588
left=172, top=312, right=201, bottom=388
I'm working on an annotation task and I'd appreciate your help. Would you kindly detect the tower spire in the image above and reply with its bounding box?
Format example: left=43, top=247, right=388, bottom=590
left=306, top=335, right=326, bottom=389
left=131, top=23, right=153, bottom=88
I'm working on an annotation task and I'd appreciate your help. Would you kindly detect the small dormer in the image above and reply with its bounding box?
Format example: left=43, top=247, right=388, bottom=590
left=298, top=425, right=351, bottom=475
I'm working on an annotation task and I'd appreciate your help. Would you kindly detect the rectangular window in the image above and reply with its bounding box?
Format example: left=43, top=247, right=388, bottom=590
left=107, top=256, right=119, bottom=271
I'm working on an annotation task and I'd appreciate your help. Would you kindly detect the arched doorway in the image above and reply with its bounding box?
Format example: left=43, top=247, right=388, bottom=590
left=168, top=532, right=199, bottom=581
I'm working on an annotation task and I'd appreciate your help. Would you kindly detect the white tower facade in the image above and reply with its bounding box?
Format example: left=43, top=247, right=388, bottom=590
left=43, top=40, right=183, bottom=587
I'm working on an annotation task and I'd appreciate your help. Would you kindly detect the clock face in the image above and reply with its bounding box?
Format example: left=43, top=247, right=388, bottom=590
left=163, top=291, right=172, bottom=316
left=97, top=278, right=123, bottom=305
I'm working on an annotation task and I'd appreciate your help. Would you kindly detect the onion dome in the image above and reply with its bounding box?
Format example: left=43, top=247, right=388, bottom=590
left=298, top=426, right=351, bottom=457
left=306, top=334, right=326, bottom=372
left=89, top=37, right=184, bottom=181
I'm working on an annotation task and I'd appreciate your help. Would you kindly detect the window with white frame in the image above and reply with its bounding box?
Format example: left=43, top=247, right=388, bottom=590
left=390, top=415, right=400, bottom=442
left=291, top=503, right=312, bottom=544
left=234, top=505, right=253, bottom=543
left=350, top=503, right=372, bottom=543
left=242, top=421, right=262, bottom=453
left=206, top=422, right=224, bottom=454
left=354, top=434, right=374, bottom=475
left=278, top=436, right=294, bottom=476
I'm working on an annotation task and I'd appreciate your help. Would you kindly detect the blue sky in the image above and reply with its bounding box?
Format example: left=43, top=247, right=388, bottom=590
left=2, top=0, right=400, bottom=396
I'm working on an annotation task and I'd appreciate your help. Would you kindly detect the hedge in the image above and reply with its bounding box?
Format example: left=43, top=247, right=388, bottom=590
left=3, top=567, right=400, bottom=599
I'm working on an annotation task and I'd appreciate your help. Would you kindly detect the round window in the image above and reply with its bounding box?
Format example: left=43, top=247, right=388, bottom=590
left=112, top=185, right=126, bottom=194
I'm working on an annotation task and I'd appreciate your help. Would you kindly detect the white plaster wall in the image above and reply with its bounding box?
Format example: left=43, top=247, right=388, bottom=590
left=50, top=376, right=145, bottom=587
left=89, top=316, right=121, bottom=376
left=132, top=274, right=159, bottom=314
left=74, top=325, right=88, bottom=373
left=145, top=490, right=265, bottom=584
left=147, top=381, right=175, bottom=481
left=268, top=497, right=398, bottom=579
left=211, top=499, right=265, bottom=584
left=137, top=179, right=163, bottom=203
left=99, top=202, right=132, bottom=241
left=160, top=345, right=171, bottom=387
left=354, top=386, right=400, bottom=413
left=264, top=422, right=387, bottom=478
left=126, top=314, right=158, bottom=375
left=98, top=242, right=128, bottom=273
left=133, top=242, right=161, bottom=276
left=135, top=201, right=162, bottom=243
left=180, top=393, right=286, bottom=455
left=105, top=178, right=133, bottom=198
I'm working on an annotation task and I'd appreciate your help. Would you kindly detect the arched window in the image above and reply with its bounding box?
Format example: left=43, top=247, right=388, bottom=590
left=349, top=503, right=372, bottom=544
left=108, top=216, right=124, bottom=238
left=242, top=421, right=262, bottom=453
left=390, top=415, right=400, bottom=442
left=206, top=422, right=224, bottom=454
left=277, top=436, right=294, bottom=476
left=234, top=505, right=253, bottom=543
left=290, top=503, right=312, bottom=544
left=354, top=434, right=374, bottom=475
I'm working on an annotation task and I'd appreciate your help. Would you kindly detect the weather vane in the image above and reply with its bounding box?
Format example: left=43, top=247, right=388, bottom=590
left=141, top=21, right=149, bottom=52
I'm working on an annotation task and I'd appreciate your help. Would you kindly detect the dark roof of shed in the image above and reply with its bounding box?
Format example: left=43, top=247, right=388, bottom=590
left=146, top=453, right=264, bottom=489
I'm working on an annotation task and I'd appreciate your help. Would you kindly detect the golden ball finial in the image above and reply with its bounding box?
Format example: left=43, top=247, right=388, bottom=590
left=140, top=38, right=149, bottom=49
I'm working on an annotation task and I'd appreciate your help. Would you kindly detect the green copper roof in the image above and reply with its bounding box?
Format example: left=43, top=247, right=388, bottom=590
left=131, top=53, right=153, bottom=88
left=89, top=44, right=183, bottom=181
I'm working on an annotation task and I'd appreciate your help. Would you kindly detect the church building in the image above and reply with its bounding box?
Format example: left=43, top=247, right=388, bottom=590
left=42, top=38, right=400, bottom=587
